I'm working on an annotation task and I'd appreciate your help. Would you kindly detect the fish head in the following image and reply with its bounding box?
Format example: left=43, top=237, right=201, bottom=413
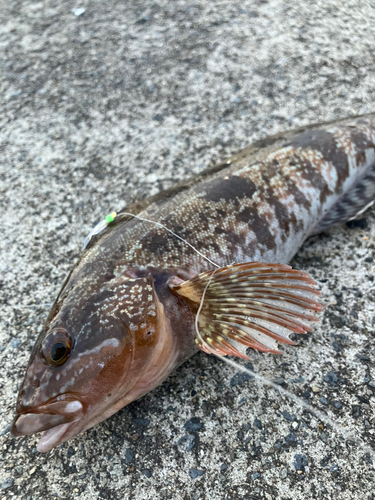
left=11, top=273, right=172, bottom=452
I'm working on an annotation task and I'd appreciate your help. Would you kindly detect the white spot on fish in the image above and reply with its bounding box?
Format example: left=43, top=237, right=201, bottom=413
left=78, top=338, right=120, bottom=358
left=60, top=377, right=77, bottom=393
left=64, top=401, right=83, bottom=413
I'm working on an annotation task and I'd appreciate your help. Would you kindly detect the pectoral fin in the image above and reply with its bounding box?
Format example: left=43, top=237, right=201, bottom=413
left=169, top=262, right=322, bottom=359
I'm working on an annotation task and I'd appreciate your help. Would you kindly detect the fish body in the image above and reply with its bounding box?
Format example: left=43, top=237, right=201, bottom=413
left=11, top=114, right=375, bottom=451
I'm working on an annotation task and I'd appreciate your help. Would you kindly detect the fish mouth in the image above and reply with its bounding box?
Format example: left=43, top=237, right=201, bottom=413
left=11, top=397, right=84, bottom=453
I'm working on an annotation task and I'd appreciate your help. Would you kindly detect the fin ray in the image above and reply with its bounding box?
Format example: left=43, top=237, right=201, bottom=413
left=169, top=262, right=322, bottom=359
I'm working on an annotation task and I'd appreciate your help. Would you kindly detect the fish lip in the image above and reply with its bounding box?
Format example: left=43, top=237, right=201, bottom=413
left=11, top=396, right=84, bottom=438
left=37, top=422, right=75, bottom=453
left=16, top=395, right=83, bottom=415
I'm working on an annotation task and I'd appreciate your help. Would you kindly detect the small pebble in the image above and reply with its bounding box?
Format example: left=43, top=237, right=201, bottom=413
left=280, top=468, right=288, bottom=479
left=142, top=469, right=152, bottom=478
left=124, top=448, right=133, bottom=464
left=250, top=472, right=260, bottom=481
left=184, top=418, right=202, bottom=432
left=332, top=341, right=340, bottom=352
left=285, top=432, right=296, bottom=443
left=324, top=371, right=338, bottom=386
left=72, top=7, right=85, bottom=16
left=11, top=338, right=22, bottom=349
left=290, top=376, right=305, bottom=383
left=189, top=469, right=204, bottom=479
left=281, top=411, right=296, bottom=422
left=330, top=464, right=339, bottom=474
left=178, top=434, right=195, bottom=451
left=0, top=424, right=10, bottom=436
left=293, top=454, right=308, bottom=472
left=1, top=478, right=13, bottom=490
left=132, top=417, right=150, bottom=428
left=356, top=354, right=370, bottom=362
left=14, top=466, right=23, bottom=476
left=272, top=377, right=286, bottom=386
left=253, top=418, right=262, bottom=430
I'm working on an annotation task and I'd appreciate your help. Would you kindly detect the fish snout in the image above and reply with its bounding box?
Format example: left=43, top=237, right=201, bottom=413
left=11, top=399, right=84, bottom=437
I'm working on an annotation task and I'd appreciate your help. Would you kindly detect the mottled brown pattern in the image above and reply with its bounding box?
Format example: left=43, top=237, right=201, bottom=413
left=266, top=159, right=312, bottom=210
left=12, top=114, right=375, bottom=452
left=289, top=153, right=332, bottom=205
left=347, top=127, right=375, bottom=165
left=50, top=116, right=375, bottom=320
left=195, top=175, right=257, bottom=203
left=289, top=129, right=350, bottom=189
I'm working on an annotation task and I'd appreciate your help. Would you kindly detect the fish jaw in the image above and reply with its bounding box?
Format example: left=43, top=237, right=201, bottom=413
left=11, top=397, right=85, bottom=452
left=37, top=423, right=73, bottom=453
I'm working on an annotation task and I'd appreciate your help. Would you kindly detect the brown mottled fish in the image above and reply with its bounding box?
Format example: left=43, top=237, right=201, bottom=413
left=11, top=114, right=375, bottom=452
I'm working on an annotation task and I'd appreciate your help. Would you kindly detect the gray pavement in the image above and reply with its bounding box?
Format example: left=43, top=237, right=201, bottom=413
left=1, top=0, right=375, bottom=499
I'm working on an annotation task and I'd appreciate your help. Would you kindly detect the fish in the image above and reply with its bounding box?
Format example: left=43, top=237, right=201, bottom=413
left=11, top=113, right=375, bottom=452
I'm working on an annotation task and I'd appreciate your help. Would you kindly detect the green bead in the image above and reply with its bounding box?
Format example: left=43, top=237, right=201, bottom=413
left=105, top=214, right=115, bottom=223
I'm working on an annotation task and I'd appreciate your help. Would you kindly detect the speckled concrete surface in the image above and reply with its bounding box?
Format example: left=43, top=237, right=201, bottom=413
left=1, top=0, right=375, bottom=499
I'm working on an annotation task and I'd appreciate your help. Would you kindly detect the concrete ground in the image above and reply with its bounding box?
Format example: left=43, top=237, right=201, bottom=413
left=1, top=0, right=375, bottom=499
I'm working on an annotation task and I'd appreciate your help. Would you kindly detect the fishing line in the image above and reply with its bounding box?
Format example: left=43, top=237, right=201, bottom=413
left=194, top=267, right=219, bottom=350
left=117, top=212, right=221, bottom=268
left=85, top=210, right=221, bottom=268
left=215, top=355, right=362, bottom=444
left=195, top=273, right=375, bottom=459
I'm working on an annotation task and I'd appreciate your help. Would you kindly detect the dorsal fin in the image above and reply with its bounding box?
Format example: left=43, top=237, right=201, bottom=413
left=169, top=262, right=322, bottom=359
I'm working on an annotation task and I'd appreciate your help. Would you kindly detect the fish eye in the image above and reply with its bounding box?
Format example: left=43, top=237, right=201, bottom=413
left=41, top=329, right=71, bottom=366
